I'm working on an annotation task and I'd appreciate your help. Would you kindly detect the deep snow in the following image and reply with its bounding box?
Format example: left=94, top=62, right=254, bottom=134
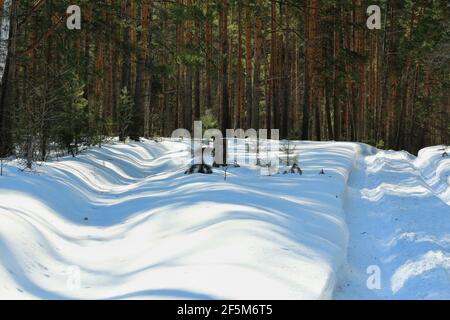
left=335, top=146, right=450, bottom=299
left=0, top=139, right=448, bottom=299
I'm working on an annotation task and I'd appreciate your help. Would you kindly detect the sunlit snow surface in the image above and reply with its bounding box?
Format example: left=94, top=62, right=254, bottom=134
left=335, top=146, right=450, bottom=299
left=0, top=139, right=448, bottom=299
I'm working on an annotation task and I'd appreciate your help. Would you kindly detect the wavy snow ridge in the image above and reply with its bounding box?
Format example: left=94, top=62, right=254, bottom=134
left=414, top=146, right=450, bottom=205
left=335, top=145, right=450, bottom=300
left=0, top=140, right=359, bottom=300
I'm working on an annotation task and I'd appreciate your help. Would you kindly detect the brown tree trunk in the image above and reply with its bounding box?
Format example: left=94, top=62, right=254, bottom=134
left=245, top=0, right=253, bottom=129
left=219, top=0, right=230, bottom=164
left=0, top=0, right=17, bottom=156
left=252, top=8, right=262, bottom=130
left=236, top=6, right=244, bottom=128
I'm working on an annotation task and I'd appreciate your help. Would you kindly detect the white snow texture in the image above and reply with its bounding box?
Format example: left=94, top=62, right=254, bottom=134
left=0, top=139, right=449, bottom=299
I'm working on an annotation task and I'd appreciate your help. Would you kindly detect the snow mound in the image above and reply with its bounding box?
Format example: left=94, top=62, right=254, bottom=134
left=414, top=146, right=450, bottom=204
left=0, top=140, right=359, bottom=299
left=335, top=145, right=450, bottom=300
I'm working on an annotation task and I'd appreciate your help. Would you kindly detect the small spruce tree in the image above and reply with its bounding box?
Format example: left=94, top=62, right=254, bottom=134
left=117, top=87, right=134, bottom=142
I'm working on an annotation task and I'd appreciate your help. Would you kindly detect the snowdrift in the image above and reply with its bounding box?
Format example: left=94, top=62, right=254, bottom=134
left=334, top=145, right=450, bottom=299
left=0, top=140, right=358, bottom=299
left=415, top=146, right=450, bottom=205
left=0, top=140, right=448, bottom=300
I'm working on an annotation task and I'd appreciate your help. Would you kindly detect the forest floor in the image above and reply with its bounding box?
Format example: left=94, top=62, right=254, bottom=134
left=0, top=139, right=448, bottom=299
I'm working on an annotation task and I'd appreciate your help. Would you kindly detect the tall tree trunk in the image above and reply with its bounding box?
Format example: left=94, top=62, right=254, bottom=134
left=281, top=3, right=291, bottom=139
left=236, top=6, right=244, bottom=128
left=268, top=0, right=276, bottom=135
left=134, top=0, right=153, bottom=139
left=219, top=0, right=229, bottom=164
left=251, top=8, right=262, bottom=130
left=245, top=0, right=253, bottom=129
left=0, top=0, right=16, bottom=156
left=205, top=0, right=213, bottom=113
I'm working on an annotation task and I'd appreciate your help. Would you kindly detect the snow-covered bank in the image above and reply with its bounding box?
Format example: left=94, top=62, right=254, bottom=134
left=335, top=146, right=450, bottom=299
left=415, top=146, right=450, bottom=205
left=0, top=139, right=359, bottom=299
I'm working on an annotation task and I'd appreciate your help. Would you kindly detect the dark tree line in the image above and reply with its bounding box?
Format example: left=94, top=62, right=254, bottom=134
left=0, top=0, right=448, bottom=166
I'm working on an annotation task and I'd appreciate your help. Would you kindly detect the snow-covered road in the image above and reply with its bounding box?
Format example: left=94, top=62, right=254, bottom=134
left=335, top=147, right=450, bottom=299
